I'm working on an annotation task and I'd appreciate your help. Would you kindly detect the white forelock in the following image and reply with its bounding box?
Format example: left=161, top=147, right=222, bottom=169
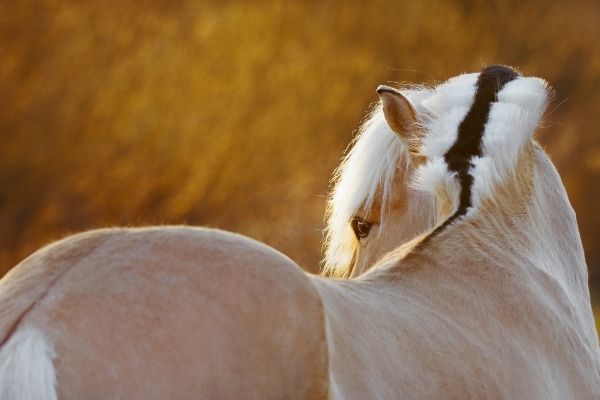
left=322, top=88, right=432, bottom=275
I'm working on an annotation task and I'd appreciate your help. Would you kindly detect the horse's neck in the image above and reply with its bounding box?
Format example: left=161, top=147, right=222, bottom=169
left=316, top=154, right=599, bottom=395
left=470, top=152, right=587, bottom=301
left=525, top=154, right=589, bottom=298
left=411, top=149, right=597, bottom=346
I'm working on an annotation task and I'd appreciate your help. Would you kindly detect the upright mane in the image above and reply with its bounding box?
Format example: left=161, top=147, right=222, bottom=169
left=413, top=65, right=550, bottom=243
left=322, top=88, right=432, bottom=277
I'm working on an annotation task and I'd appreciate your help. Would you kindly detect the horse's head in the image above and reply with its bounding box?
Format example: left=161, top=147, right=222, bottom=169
left=323, top=65, right=585, bottom=285
left=322, top=87, right=437, bottom=278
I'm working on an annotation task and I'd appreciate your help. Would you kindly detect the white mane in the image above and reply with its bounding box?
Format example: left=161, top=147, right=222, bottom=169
left=415, top=73, right=550, bottom=211
left=322, top=88, right=432, bottom=276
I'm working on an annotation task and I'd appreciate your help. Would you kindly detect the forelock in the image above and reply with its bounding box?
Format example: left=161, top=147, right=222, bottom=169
left=322, top=87, right=432, bottom=276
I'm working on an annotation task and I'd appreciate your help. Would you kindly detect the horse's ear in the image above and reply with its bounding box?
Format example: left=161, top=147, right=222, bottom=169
left=377, top=85, right=416, bottom=140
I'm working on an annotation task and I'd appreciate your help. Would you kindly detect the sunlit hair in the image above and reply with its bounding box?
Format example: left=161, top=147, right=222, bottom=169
left=322, top=87, right=432, bottom=277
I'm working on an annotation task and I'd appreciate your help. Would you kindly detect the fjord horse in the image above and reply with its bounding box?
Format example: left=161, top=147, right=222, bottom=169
left=1, top=66, right=598, bottom=399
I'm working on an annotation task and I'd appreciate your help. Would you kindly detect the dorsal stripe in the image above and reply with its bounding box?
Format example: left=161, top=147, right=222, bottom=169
left=419, top=65, right=518, bottom=246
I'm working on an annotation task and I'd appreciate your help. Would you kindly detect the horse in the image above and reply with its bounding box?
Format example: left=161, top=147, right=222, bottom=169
left=1, top=65, right=599, bottom=399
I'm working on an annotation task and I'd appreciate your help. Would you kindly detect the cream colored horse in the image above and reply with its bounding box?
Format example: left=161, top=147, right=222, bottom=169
left=1, top=66, right=599, bottom=399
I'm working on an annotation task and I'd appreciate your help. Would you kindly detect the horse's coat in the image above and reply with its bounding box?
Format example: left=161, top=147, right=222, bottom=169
left=0, top=66, right=598, bottom=399
left=0, top=228, right=329, bottom=399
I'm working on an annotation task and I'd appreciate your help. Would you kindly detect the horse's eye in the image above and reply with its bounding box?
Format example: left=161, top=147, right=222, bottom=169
left=351, top=217, right=373, bottom=240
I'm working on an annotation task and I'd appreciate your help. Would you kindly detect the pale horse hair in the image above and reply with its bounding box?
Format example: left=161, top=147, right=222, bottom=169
left=322, top=87, right=435, bottom=277
left=0, top=327, right=57, bottom=400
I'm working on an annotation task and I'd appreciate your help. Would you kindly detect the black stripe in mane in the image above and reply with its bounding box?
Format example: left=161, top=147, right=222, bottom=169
left=418, top=65, right=518, bottom=247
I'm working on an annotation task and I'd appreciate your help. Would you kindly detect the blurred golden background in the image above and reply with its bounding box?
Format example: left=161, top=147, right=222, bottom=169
left=1, top=0, right=598, bottom=327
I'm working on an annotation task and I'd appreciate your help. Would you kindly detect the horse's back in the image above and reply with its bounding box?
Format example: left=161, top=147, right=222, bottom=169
left=0, top=226, right=329, bottom=399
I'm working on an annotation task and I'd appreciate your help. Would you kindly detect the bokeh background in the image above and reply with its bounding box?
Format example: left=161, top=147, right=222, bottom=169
left=1, top=0, right=598, bottom=328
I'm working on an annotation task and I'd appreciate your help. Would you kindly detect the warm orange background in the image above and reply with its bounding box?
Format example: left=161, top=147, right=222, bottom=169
left=1, top=1, right=599, bottom=326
